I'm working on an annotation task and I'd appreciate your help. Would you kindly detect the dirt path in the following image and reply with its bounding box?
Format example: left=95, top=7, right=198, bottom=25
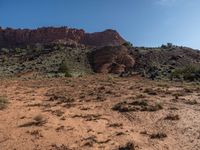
left=0, top=75, right=200, bottom=150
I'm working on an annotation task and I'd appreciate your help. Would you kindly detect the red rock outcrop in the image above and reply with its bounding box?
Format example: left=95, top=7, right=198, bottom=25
left=0, top=27, right=125, bottom=48
left=90, top=45, right=135, bottom=74
left=0, top=27, right=85, bottom=47
left=81, top=29, right=126, bottom=47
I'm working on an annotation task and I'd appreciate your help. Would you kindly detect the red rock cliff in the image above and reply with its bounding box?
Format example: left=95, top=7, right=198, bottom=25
left=0, top=27, right=126, bottom=48
left=81, top=29, right=126, bottom=47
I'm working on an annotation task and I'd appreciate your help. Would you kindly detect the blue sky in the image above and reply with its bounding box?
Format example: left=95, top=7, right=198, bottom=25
left=0, top=0, right=200, bottom=49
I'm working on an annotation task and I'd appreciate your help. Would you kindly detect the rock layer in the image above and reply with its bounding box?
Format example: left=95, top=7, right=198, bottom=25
left=0, top=27, right=125, bottom=48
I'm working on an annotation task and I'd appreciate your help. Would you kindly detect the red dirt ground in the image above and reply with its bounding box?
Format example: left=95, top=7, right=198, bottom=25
left=0, top=75, right=200, bottom=150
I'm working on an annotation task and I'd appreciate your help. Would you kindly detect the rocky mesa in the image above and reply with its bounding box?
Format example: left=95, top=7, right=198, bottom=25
left=0, top=27, right=125, bottom=48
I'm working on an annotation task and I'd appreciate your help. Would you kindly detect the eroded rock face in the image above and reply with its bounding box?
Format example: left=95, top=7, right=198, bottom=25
left=0, top=27, right=125, bottom=48
left=0, top=27, right=85, bottom=48
left=90, top=45, right=135, bottom=74
left=81, top=29, right=126, bottom=47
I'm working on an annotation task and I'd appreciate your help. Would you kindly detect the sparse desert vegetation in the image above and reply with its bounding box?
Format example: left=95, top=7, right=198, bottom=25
left=1, top=0, right=200, bottom=148
left=170, top=65, right=200, bottom=81
left=0, top=27, right=200, bottom=150
left=0, top=75, right=200, bottom=150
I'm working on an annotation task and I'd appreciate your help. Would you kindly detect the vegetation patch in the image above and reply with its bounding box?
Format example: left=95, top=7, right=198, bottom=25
left=144, top=88, right=157, bottom=95
left=170, top=65, right=200, bottom=81
left=118, top=142, right=135, bottom=150
left=58, top=60, right=73, bottom=77
left=112, top=99, right=163, bottom=112
left=19, top=115, right=47, bottom=127
left=185, top=99, right=198, bottom=105
left=0, top=96, right=8, bottom=110
left=123, top=41, right=133, bottom=49
left=164, top=114, right=180, bottom=120
left=150, top=132, right=167, bottom=139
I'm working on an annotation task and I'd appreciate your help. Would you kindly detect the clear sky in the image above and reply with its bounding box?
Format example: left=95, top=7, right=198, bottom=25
left=0, top=0, right=200, bottom=49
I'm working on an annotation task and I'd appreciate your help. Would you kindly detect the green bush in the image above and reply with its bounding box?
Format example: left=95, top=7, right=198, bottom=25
left=1, top=48, right=9, bottom=53
left=167, top=43, right=173, bottom=48
left=161, top=43, right=174, bottom=49
left=58, top=61, right=72, bottom=77
left=170, top=65, right=200, bottom=81
left=34, top=43, right=43, bottom=52
left=14, top=48, right=26, bottom=53
left=123, top=41, right=133, bottom=48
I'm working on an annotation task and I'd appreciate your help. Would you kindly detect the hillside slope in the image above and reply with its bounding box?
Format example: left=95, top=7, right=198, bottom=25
left=0, top=27, right=200, bottom=81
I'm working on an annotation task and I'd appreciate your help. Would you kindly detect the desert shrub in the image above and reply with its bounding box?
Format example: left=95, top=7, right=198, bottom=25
left=170, top=65, right=200, bottom=81
left=34, top=43, right=43, bottom=52
left=161, top=44, right=167, bottom=49
left=14, top=48, right=23, bottom=53
left=161, top=43, right=174, bottom=49
left=167, top=43, right=173, bottom=48
left=118, top=142, right=135, bottom=150
left=14, top=48, right=27, bottom=54
left=144, top=88, right=157, bottom=95
left=53, top=44, right=65, bottom=50
left=0, top=96, right=8, bottom=110
left=1, top=48, right=9, bottom=53
left=123, top=41, right=133, bottom=48
left=58, top=61, right=72, bottom=77
left=164, top=114, right=180, bottom=120
left=150, top=132, right=167, bottom=139
left=107, top=74, right=115, bottom=83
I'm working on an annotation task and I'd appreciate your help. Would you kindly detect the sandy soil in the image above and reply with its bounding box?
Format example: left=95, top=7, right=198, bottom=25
left=0, top=75, right=200, bottom=150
